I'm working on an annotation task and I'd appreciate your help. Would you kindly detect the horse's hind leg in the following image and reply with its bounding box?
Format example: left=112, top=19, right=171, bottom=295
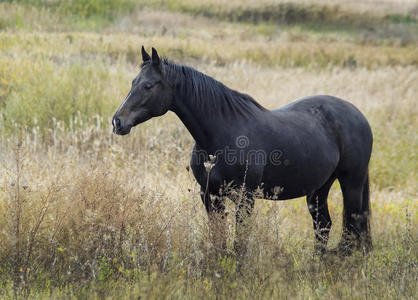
left=307, top=174, right=336, bottom=255
left=337, top=170, right=371, bottom=255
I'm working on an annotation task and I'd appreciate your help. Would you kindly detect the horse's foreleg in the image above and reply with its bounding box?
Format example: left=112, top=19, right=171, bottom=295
left=201, top=189, right=227, bottom=254
left=234, top=194, right=254, bottom=265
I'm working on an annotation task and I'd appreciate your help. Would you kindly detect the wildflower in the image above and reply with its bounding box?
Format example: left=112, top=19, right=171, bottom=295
left=204, top=155, right=216, bottom=173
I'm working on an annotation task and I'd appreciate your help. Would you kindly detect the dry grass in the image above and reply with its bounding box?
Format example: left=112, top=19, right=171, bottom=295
left=0, top=63, right=417, bottom=298
left=0, top=114, right=416, bottom=298
left=0, top=0, right=417, bottom=298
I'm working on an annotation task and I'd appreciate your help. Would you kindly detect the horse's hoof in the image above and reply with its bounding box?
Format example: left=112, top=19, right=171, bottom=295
left=334, top=242, right=354, bottom=256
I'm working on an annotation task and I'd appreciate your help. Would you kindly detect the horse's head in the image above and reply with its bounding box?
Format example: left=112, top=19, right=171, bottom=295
left=112, top=47, right=173, bottom=135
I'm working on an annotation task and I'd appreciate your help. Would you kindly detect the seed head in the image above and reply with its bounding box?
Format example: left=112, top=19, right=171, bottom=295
left=204, top=161, right=214, bottom=173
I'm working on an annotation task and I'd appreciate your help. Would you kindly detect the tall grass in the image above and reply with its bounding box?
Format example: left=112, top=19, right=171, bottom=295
left=0, top=0, right=417, bottom=298
left=0, top=119, right=416, bottom=298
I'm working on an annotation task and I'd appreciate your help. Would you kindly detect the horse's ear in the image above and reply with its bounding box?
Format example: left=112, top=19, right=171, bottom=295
left=141, top=46, right=151, bottom=62
left=151, top=47, right=160, bottom=65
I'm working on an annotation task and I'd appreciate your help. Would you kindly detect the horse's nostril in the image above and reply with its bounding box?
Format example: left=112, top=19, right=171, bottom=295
left=113, top=116, right=121, bottom=128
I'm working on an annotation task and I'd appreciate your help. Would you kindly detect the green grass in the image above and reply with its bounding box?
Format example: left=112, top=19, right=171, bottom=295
left=0, top=51, right=126, bottom=132
left=0, top=0, right=136, bottom=31
left=2, top=0, right=136, bottom=19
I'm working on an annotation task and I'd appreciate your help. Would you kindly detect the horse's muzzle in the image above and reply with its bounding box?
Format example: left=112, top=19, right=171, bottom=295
left=112, top=116, right=131, bottom=135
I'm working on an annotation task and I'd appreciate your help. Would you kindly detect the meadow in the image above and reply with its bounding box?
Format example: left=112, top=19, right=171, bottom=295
left=0, top=0, right=417, bottom=298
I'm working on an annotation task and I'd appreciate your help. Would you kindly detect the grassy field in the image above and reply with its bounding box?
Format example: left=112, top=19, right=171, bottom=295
left=0, top=0, right=417, bottom=298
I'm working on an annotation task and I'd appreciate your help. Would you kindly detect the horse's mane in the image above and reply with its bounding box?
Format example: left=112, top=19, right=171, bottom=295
left=146, top=59, right=267, bottom=118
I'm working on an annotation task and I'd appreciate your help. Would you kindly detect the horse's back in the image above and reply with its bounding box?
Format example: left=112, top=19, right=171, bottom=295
left=277, top=95, right=366, bottom=121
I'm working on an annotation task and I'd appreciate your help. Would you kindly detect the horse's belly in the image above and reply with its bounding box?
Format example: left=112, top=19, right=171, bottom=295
left=260, top=151, right=338, bottom=199
left=261, top=174, right=329, bottom=200
left=261, top=181, right=313, bottom=200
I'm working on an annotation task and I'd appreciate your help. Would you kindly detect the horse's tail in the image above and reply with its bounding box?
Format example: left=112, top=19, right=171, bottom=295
left=362, top=170, right=372, bottom=252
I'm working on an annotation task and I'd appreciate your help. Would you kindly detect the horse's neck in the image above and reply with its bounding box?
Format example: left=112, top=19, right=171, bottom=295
left=166, top=64, right=265, bottom=148
left=170, top=94, right=220, bottom=149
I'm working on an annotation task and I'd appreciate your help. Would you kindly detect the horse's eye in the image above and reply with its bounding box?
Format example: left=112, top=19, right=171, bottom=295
left=144, top=82, right=153, bottom=90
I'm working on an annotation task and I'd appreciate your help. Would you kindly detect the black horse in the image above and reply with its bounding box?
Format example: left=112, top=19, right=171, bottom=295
left=113, top=47, right=373, bottom=256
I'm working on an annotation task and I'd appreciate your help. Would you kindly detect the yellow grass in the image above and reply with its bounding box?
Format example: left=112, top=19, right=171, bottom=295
left=0, top=1, right=417, bottom=298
